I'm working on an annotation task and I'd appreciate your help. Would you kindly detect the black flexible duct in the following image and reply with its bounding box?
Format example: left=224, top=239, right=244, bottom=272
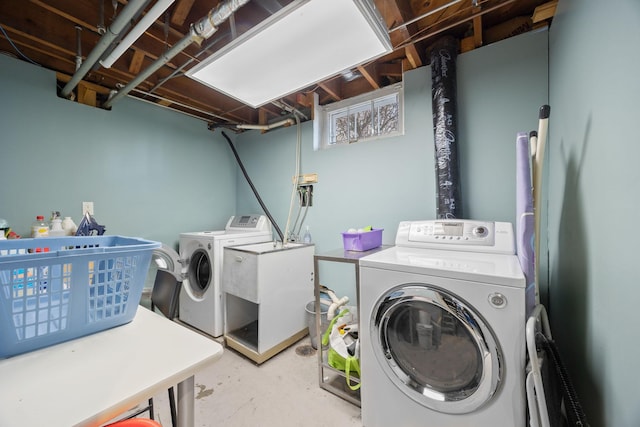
left=429, top=36, right=462, bottom=219
left=221, top=131, right=284, bottom=242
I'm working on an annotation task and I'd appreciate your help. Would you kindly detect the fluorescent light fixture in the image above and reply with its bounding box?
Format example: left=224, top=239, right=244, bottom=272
left=100, top=0, right=175, bottom=69
left=186, top=0, right=392, bottom=108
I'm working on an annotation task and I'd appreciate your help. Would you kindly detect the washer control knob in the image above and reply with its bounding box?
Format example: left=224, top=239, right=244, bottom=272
left=488, top=293, right=507, bottom=309
left=473, top=226, right=488, bottom=237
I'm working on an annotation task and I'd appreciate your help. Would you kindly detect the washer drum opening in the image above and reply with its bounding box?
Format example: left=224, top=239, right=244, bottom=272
left=372, top=284, right=502, bottom=414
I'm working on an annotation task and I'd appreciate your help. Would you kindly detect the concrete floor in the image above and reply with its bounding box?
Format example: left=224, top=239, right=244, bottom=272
left=118, top=333, right=362, bottom=427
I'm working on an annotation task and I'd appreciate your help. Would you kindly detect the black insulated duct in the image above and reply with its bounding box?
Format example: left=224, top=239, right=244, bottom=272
left=429, top=36, right=462, bottom=219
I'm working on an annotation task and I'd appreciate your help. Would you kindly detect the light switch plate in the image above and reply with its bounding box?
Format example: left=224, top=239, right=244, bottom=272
left=82, top=201, right=94, bottom=216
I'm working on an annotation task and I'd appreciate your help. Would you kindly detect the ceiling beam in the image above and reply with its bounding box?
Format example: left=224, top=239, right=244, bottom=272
left=56, top=72, right=111, bottom=95
left=128, top=49, right=146, bottom=74
left=461, top=2, right=483, bottom=53
left=171, top=0, right=196, bottom=26
left=318, top=78, right=343, bottom=102
left=532, top=0, right=558, bottom=23
left=484, top=15, right=532, bottom=44
left=357, top=63, right=381, bottom=90
left=379, top=62, right=403, bottom=78
left=472, top=5, right=483, bottom=47
left=29, top=0, right=102, bottom=33
left=375, top=0, right=424, bottom=70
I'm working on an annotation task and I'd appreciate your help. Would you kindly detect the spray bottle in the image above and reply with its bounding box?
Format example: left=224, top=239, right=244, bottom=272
left=302, top=225, right=312, bottom=243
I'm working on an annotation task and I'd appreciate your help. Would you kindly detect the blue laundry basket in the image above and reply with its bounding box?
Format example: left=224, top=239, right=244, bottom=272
left=0, top=235, right=161, bottom=358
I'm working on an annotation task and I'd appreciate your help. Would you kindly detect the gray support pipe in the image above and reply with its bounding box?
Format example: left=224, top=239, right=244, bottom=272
left=74, top=26, right=83, bottom=71
left=60, top=0, right=149, bottom=99
left=103, top=32, right=196, bottom=108
left=429, top=36, right=462, bottom=219
left=103, top=0, right=249, bottom=109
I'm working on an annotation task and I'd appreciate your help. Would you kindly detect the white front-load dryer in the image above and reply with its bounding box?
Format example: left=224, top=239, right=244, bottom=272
left=359, top=220, right=527, bottom=427
left=178, top=215, right=271, bottom=337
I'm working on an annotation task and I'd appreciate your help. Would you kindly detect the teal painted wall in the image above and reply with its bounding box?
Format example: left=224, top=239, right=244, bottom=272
left=548, top=1, right=640, bottom=426
left=11, top=22, right=630, bottom=424
left=0, top=54, right=237, bottom=250
left=232, top=30, right=548, bottom=302
left=458, top=30, right=549, bottom=222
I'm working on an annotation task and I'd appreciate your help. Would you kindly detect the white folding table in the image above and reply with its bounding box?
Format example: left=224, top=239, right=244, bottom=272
left=0, top=307, right=223, bottom=427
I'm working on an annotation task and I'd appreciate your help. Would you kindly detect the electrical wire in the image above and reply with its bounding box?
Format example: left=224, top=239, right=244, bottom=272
left=393, top=0, right=518, bottom=50
left=0, top=23, right=62, bottom=91
left=0, top=23, right=40, bottom=66
left=288, top=190, right=304, bottom=241
left=282, top=113, right=302, bottom=244
left=295, top=200, right=310, bottom=237
left=289, top=185, right=312, bottom=240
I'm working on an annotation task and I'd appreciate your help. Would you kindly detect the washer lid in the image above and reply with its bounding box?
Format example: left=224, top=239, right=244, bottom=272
left=360, top=246, right=525, bottom=288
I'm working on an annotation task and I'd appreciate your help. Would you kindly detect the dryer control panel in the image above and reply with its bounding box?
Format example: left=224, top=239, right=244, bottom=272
left=395, top=219, right=515, bottom=254
left=226, top=214, right=271, bottom=232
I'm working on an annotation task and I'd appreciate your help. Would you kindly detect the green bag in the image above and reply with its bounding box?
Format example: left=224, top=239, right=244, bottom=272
left=321, top=308, right=361, bottom=391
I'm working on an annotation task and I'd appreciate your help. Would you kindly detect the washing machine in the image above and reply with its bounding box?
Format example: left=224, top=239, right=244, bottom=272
left=359, top=219, right=526, bottom=427
left=178, top=214, right=272, bottom=337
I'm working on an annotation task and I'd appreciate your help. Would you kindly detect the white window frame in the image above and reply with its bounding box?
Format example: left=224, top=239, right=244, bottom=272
left=313, top=82, right=404, bottom=150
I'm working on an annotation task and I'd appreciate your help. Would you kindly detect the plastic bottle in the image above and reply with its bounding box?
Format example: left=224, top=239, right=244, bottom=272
left=35, top=247, right=49, bottom=293
left=31, top=215, right=49, bottom=238
left=302, top=225, right=312, bottom=243
left=61, top=216, right=77, bottom=236
left=50, top=218, right=63, bottom=231
left=0, top=218, right=8, bottom=240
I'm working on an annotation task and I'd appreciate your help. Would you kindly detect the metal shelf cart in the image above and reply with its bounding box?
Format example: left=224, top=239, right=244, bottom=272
left=313, top=246, right=391, bottom=406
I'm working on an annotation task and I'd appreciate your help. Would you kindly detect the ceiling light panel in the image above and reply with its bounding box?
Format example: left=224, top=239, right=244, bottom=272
left=186, top=0, right=391, bottom=108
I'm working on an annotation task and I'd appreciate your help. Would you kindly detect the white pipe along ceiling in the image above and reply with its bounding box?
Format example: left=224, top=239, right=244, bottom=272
left=103, top=0, right=250, bottom=109
left=59, top=0, right=149, bottom=99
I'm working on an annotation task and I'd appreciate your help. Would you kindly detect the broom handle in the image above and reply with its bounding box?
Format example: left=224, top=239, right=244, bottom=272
left=533, top=105, right=551, bottom=304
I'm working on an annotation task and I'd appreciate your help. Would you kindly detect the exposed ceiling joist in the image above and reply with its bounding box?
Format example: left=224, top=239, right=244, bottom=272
left=0, top=0, right=554, bottom=127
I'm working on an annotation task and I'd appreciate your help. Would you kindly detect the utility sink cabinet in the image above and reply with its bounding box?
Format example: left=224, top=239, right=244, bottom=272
left=223, top=242, right=314, bottom=364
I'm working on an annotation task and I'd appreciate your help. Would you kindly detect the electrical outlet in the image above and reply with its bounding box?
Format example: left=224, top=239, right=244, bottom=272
left=294, top=173, right=319, bottom=184
left=298, top=185, right=313, bottom=207
left=82, top=201, right=94, bottom=216
left=301, top=173, right=318, bottom=184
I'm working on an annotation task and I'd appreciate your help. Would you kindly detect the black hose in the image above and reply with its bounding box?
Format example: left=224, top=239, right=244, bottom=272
left=537, top=332, right=589, bottom=426
left=221, top=131, right=284, bottom=243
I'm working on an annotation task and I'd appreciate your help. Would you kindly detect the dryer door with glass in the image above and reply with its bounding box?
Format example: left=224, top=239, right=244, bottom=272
left=371, top=283, right=502, bottom=414
left=181, top=241, right=212, bottom=300
left=146, top=244, right=182, bottom=289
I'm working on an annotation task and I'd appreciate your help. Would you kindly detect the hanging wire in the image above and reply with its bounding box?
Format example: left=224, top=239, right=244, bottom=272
left=282, top=113, right=302, bottom=245
left=288, top=188, right=304, bottom=242
left=0, top=24, right=40, bottom=66
left=295, top=197, right=310, bottom=237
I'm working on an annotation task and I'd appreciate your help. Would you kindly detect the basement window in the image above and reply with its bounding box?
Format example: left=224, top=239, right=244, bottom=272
left=313, top=82, right=404, bottom=150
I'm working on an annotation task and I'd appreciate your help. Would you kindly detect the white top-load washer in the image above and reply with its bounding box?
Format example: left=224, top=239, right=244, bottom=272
left=178, top=215, right=272, bottom=337
left=359, top=219, right=526, bottom=427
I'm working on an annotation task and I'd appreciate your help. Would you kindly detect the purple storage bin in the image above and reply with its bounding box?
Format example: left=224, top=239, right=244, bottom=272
left=342, top=229, right=383, bottom=252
